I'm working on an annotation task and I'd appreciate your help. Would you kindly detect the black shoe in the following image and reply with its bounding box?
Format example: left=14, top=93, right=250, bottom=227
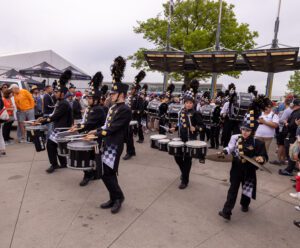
left=123, top=154, right=133, bottom=160
left=100, top=200, right=114, bottom=209
left=199, top=158, right=205, bottom=164
left=111, top=198, right=125, bottom=214
left=8, top=137, right=14, bottom=140
left=208, top=146, right=215, bottom=149
left=293, top=220, right=300, bottom=228
left=46, top=165, right=57, bottom=174
left=79, top=177, right=91, bottom=187
left=60, top=164, right=67, bottom=168
left=136, top=139, right=144, bottom=143
left=278, top=169, right=293, bottom=176
left=241, top=206, right=249, bottom=212
left=218, top=211, right=231, bottom=221
left=178, top=182, right=188, bottom=190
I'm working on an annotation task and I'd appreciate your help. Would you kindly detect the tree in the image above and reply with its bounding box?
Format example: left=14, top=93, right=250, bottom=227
left=129, top=0, right=258, bottom=84
left=287, top=70, right=300, bottom=96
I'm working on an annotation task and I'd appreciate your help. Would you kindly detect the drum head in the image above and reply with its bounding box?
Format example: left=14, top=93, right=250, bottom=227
left=168, top=141, right=184, bottom=148
left=67, top=141, right=98, bottom=151
left=25, top=125, right=47, bottom=131
left=150, top=134, right=167, bottom=141
left=172, top=138, right=182, bottom=141
left=185, top=140, right=207, bottom=148
left=158, top=139, right=170, bottom=144
left=130, top=120, right=138, bottom=126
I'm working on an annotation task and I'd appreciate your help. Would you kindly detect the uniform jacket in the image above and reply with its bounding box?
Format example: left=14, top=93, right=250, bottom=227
left=96, top=102, right=132, bottom=172
left=78, top=105, right=106, bottom=133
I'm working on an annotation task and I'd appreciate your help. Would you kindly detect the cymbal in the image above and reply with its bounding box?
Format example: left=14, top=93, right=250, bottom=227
left=206, top=153, right=232, bottom=162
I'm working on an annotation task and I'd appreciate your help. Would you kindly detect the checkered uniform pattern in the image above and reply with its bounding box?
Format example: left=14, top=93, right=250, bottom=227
left=242, top=180, right=254, bottom=198
left=243, top=110, right=255, bottom=128
left=49, top=130, right=59, bottom=143
left=183, top=89, right=194, bottom=101
left=102, top=144, right=118, bottom=169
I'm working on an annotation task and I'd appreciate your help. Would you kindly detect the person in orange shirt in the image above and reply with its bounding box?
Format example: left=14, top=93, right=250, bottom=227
left=9, top=84, right=35, bottom=142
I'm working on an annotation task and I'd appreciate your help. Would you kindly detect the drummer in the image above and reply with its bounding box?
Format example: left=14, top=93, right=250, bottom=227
left=35, top=70, right=73, bottom=173
left=170, top=89, right=205, bottom=189
left=86, top=56, right=131, bottom=214
left=218, top=114, right=268, bottom=221
left=69, top=72, right=106, bottom=186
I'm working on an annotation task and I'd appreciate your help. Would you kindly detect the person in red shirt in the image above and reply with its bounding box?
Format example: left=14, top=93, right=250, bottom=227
left=2, top=89, right=15, bottom=143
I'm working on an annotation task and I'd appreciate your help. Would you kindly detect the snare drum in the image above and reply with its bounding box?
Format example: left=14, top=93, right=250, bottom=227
left=158, top=139, right=170, bottom=152
left=168, top=141, right=185, bottom=156
left=185, top=141, right=207, bottom=159
left=150, top=134, right=167, bottom=149
left=67, top=141, right=97, bottom=170
left=25, top=125, right=47, bottom=152
left=56, top=131, right=78, bottom=157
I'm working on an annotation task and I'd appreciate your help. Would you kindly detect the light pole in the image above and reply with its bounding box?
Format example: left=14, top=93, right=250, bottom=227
left=163, top=0, right=173, bottom=92
left=210, top=0, right=223, bottom=99
left=266, top=0, right=282, bottom=98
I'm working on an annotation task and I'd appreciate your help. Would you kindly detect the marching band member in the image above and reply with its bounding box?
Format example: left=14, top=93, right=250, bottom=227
left=87, top=56, right=131, bottom=214
left=123, top=71, right=146, bottom=160
left=170, top=89, right=205, bottom=189
left=210, top=92, right=223, bottom=149
left=70, top=72, right=106, bottom=186
left=218, top=113, right=268, bottom=221
left=158, top=83, right=174, bottom=134
left=36, top=70, right=73, bottom=173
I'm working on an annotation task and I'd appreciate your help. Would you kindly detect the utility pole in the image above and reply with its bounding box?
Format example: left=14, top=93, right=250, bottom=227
left=163, top=0, right=173, bottom=92
left=210, top=0, right=223, bottom=99
left=266, top=0, right=282, bottom=98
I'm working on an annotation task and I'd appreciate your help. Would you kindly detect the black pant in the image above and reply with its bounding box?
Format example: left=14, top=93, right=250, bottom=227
left=134, top=116, right=144, bottom=141
left=159, top=118, right=167, bottom=135
left=46, top=139, right=67, bottom=167
left=222, top=119, right=240, bottom=147
left=102, top=164, right=124, bottom=201
left=222, top=163, right=255, bottom=215
left=126, top=126, right=136, bottom=155
left=210, top=125, right=220, bottom=148
left=174, top=155, right=192, bottom=184
left=284, top=137, right=297, bottom=173
left=2, top=120, right=13, bottom=141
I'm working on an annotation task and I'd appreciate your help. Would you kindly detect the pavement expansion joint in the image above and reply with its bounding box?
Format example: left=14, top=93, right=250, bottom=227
left=9, top=151, right=36, bottom=248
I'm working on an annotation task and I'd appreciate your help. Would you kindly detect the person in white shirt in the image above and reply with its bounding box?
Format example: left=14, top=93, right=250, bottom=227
left=255, top=100, right=279, bottom=153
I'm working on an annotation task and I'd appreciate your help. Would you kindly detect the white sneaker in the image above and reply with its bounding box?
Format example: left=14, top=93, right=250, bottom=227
left=289, top=192, right=300, bottom=199
left=295, top=206, right=300, bottom=211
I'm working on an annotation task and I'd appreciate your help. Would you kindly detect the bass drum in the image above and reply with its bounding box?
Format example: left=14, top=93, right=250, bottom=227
left=200, top=105, right=215, bottom=125
left=230, top=92, right=254, bottom=121
left=167, top=103, right=183, bottom=123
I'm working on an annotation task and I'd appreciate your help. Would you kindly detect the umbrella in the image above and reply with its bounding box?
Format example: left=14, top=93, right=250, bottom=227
left=19, top=61, right=62, bottom=78
left=62, top=66, right=91, bottom=80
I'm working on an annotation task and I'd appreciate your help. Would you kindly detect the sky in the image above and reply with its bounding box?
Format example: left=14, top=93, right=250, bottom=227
left=0, top=0, right=299, bottom=96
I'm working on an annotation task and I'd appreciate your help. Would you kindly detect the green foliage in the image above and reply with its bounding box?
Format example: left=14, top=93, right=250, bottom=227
left=287, top=70, right=300, bottom=96
left=129, top=0, right=258, bottom=83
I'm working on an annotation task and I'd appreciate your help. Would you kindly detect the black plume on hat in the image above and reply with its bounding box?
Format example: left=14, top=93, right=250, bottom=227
left=101, top=85, right=108, bottom=96
left=135, top=70, right=146, bottom=84
left=167, top=83, right=175, bottom=94
left=59, top=69, right=72, bottom=86
left=111, top=56, right=126, bottom=83
left=189, top=79, right=199, bottom=95
left=248, top=85, right=257, bottom=97
left=91, top=71, right=103, bottom=89
left=181, top=84, right=187, bottom=93
left=228, top=83, right=236, bottom=91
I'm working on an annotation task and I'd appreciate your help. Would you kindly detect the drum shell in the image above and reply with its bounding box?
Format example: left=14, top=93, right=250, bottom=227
left=151, top=139, right=159, bottom=149
left=57, top=142, right=69, bottom=157
left=168, top=145, right=185, bottom=156
left=186, top=146, right=207, bottom=159
left=68, top=150, right=95, bottom=170
left=31, top=129, right=46, bottom=152
left=158, top=140, right=169, bottom=152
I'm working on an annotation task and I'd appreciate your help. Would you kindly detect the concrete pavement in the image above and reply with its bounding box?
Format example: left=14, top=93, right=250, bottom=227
left=0, top=132, right=299, bottom=248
